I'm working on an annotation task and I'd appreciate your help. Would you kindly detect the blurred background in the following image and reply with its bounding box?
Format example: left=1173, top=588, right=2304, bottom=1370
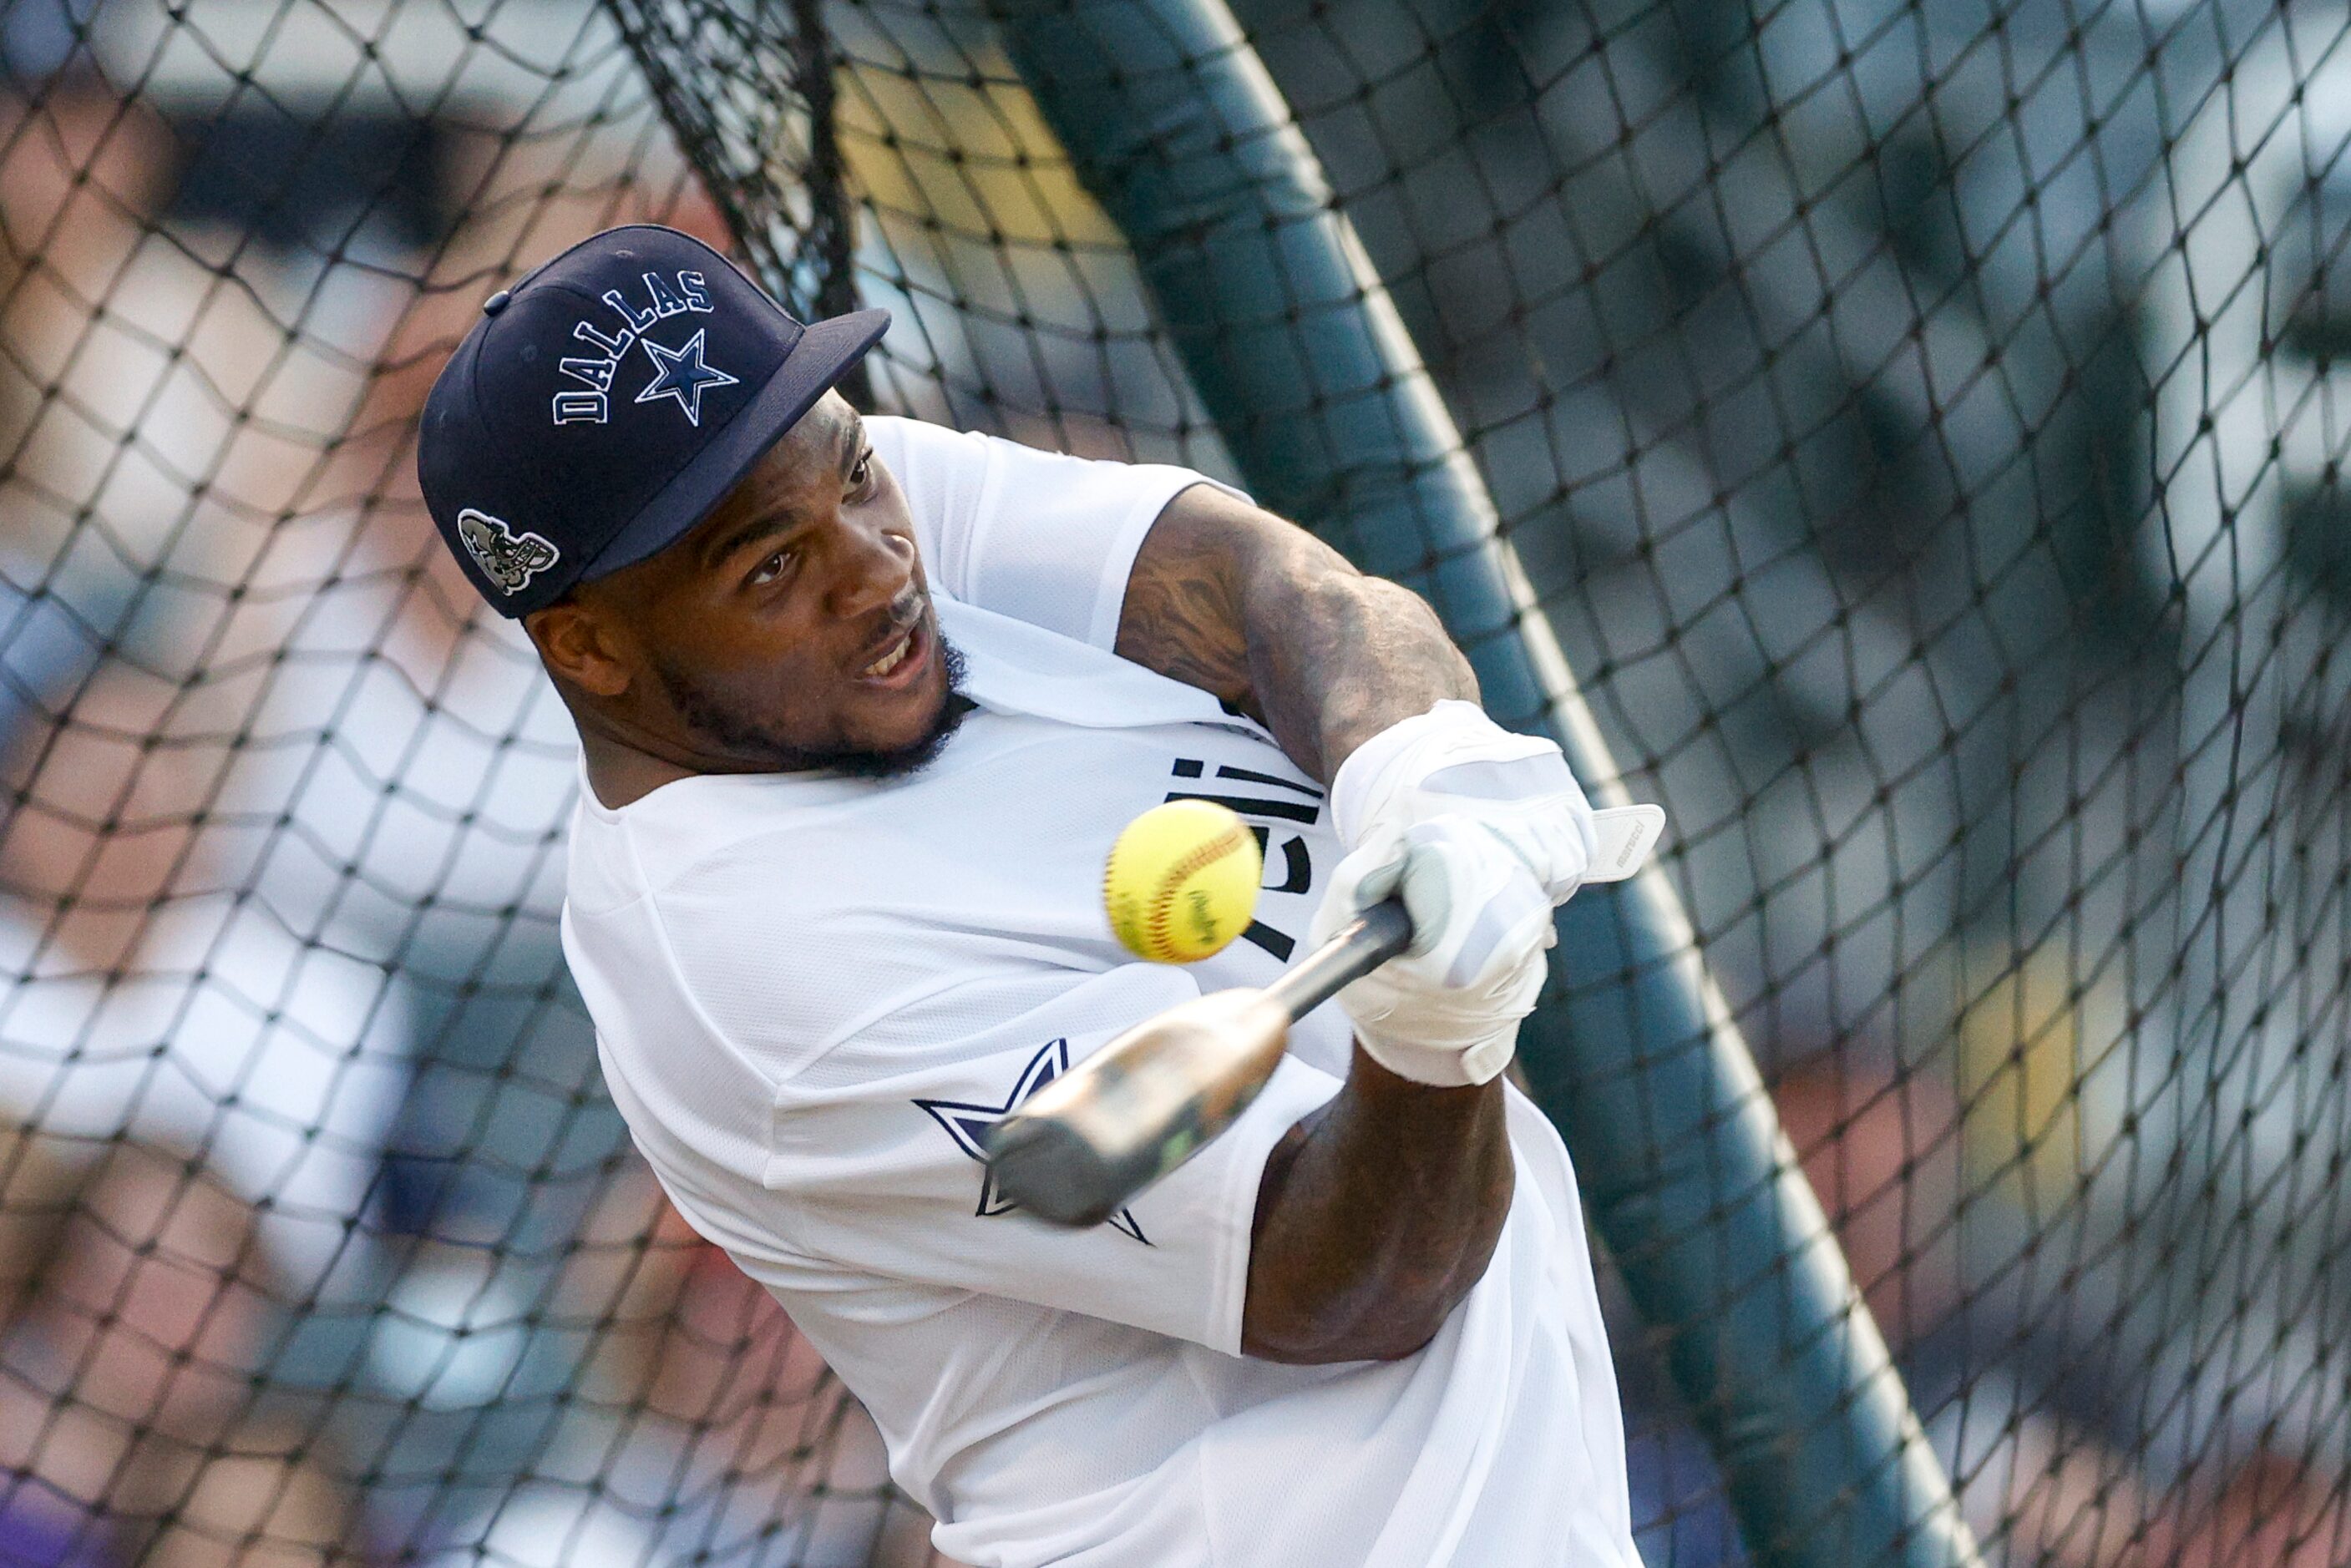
left=0, top=0, right=2346, bottom=1563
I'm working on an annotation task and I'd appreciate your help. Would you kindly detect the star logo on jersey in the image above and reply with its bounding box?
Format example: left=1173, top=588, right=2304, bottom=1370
left=915, top=1039, right=1149, bottom=1244
left=633, top=326, right=738, bottom=427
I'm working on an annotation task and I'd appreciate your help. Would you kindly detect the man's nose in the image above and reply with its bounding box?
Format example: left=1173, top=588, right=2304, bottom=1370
left=824, top=514, right=915, bottom=619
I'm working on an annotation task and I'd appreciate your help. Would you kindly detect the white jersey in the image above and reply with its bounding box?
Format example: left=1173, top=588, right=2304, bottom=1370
left=560, top=417, right=1640, bottom=1568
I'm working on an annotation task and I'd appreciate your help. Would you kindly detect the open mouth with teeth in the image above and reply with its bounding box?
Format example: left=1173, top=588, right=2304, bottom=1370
left=858, top=616, right=929, bottom=685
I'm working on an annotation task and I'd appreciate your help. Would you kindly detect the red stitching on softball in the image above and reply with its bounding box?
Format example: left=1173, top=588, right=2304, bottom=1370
left=1134, top=822, right=1250, bottom=959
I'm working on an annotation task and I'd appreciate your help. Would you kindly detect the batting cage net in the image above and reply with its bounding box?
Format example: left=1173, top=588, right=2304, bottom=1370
left=0, top=0, right=2345, bottom=1563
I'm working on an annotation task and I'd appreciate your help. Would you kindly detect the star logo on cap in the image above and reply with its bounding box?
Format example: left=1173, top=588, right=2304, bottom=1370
left=915, top=1039, right=1150, bottom=1244
left=633, top=326, right=739, bottom=427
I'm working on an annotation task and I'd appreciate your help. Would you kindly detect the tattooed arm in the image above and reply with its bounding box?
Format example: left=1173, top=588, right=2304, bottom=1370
left=1116, top=482, right=1514, bottom=1364
left=1114, top=481, right=1477, bottom=785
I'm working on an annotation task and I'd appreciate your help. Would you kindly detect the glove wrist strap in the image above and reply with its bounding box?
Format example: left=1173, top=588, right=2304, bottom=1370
left=1353, top=1022, right=1518, bottom=1087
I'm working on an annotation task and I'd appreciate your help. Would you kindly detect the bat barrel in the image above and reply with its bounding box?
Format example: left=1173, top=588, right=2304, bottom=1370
left=985, top=1113, right=1143, bottom=1228
left=987, top=903, right=1413, bottom=1226
left=988, top=989, right=1293, bottom=1225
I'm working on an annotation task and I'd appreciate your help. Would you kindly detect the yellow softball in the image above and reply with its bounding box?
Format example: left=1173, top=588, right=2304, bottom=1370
left=1103, top=800, right=1264, bottom=964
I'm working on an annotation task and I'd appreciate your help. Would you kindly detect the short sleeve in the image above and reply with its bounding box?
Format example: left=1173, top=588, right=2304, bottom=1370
left=762, top=962, right=1340, bottom=1353
left=868, top=415, right=1246, bottom=650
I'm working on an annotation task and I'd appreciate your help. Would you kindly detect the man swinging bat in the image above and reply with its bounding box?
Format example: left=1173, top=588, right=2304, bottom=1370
left=418, top=225, right=1645, bottom=1568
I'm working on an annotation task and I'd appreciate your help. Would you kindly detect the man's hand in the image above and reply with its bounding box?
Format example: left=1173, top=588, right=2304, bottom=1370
left=1331, top=698, right=1598, bottom=905
left=1305, top=817, right=1554, bottom=1086
left=1309, top=697, right=1599, bottom=1091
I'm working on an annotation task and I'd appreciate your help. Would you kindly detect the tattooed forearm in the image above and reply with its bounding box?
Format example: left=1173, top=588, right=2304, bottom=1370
left=1116, top=483, right=1477, bottom=783
left=1112, top=500, right=1260, bottom=718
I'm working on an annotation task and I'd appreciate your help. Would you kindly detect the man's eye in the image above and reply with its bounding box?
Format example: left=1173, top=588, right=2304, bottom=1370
left=849, top=448, right=874, bottom=492
left=749, top=548, right=797, bottom=587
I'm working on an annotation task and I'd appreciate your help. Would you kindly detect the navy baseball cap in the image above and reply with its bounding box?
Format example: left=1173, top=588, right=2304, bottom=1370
left=418, top=225, right=889, bottom=616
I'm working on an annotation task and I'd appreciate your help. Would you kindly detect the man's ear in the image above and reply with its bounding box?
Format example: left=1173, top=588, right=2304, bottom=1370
left=524, top=599, right=633, bottom=700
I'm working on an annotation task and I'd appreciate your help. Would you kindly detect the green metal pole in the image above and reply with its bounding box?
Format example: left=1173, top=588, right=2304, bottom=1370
left=989, top=3, right=1983, bottom=1564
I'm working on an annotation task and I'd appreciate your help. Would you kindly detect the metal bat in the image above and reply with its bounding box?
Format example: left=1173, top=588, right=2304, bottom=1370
left=985, top=804, right=1665, bottom=1227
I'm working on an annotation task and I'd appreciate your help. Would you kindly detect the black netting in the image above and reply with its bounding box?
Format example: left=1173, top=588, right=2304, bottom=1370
left=2, top=0, right=2347, bottom=1563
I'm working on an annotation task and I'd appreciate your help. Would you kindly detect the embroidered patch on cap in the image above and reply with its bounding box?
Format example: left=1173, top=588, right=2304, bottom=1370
left=457, top=508, right=561, bottom=595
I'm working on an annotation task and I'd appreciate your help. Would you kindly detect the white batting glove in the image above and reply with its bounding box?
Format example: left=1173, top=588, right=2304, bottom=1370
left=1305, top=817, right=1555, bottom=1086
left=1333, top=700, right=1597, bottom=907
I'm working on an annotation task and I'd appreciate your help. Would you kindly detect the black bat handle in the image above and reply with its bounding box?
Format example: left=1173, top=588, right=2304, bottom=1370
left=1267, top=897, right=1414, bottom=1017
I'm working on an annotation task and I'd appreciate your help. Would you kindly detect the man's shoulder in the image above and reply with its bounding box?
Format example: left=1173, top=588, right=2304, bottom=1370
left=561, top=770, right=891, bottom=929
left=864, top=413, right=991, bottom=492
